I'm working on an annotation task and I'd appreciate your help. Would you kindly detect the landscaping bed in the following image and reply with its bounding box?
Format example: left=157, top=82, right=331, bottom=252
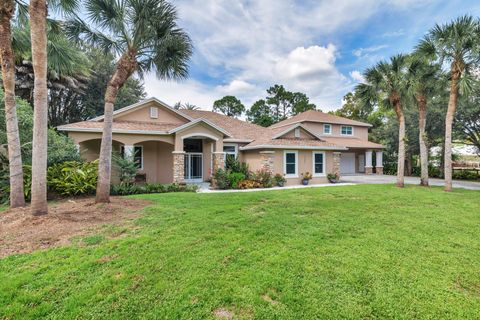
left=0, top=197, right=149, bottom=258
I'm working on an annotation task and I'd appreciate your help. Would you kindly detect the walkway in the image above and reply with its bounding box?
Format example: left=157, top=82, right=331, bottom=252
left=341, top=174, right=480, bottom=190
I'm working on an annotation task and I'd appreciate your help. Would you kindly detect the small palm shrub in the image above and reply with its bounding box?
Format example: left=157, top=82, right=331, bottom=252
left=47, top=161, right=98, bottom=196
left=252, top=170, right=273, bottom=188
left=213, top=168, right=230, bottom=189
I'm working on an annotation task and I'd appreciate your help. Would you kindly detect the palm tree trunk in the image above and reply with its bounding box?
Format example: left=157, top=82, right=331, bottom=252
left=96, top=51, right=137, bottom=203
left=444, top=69, right=460, bottom=192
left=417, top=94, right=429, bottom=186
left=29, top=0, right=48, bottom=215
left=394, top=98, right=405, bottom=188
left=0, top=0, right=25, bottom=208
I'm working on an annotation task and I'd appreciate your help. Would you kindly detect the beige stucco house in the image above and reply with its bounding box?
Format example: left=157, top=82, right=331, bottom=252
left=58, top=98, right=384, bottom=186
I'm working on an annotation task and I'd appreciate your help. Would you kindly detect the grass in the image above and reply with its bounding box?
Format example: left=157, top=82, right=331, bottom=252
left=1, top=184, right=480, bottom=319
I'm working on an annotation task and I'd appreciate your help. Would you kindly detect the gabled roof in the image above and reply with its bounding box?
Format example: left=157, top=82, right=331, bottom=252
left=271, top=123, right=325, bottom=141
left=168, top=118, right=232, bottom=137
left=270, top=110, right=373, bottom=128
left=91, top=97, right=193, bottom=122
left=179, top=110, right=270, bottom=142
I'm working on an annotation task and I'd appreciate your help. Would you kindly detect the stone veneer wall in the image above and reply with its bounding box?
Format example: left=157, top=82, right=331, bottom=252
left=172, top=152, right=185, bottom=183
left=212, top=152, right=225, bottom=172
left=365, top=167, right=373, bottom=175
left=259, top=151, right=275, bottom=174
left=376, top=167, right=383, bottom=175
left=333, top=152, right=341, bottom=178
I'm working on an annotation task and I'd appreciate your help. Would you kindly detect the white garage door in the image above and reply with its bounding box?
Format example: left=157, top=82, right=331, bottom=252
left=340, top=153, right=356, bottom=174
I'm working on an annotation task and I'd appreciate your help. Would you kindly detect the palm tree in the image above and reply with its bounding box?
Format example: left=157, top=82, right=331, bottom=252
left=174, top=101, right=199, bottom=110
left=417, top=15, right=480, bottom=192
left=66, top=0, right=192, bottom=203
left=406, top=56, right=441, bottom=187
left=28, top=0, right=78, bottom=215
left=0, top=0, right=25, bottom=208
left=357, top=54, right=408, bottom=188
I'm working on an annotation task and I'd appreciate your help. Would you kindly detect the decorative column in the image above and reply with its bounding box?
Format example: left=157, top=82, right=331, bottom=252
left=332, top=152, right=341, bottom=178
left=259, top=151, right=275, bottom=174
left=376, top=150, right=384, bottom=175
left=212, top=152, right=226, bottom=172
left=172, top=151, right=185, bottom=184
left=365, top=150, right=373, bottom=175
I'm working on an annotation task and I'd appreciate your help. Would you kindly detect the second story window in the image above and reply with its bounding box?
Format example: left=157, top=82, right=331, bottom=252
left=341, top=125, right=353, bottom=136
left=323, top=124, right=332, bottom=134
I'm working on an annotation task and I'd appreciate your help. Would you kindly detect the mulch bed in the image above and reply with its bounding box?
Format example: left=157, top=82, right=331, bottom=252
left=0, top=197, right=150, bottom=258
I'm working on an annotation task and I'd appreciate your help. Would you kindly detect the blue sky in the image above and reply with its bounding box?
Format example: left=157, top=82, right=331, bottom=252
left=143, top=0, right=480, bottom=111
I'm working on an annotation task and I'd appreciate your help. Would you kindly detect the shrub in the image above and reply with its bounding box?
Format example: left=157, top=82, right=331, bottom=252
left=226, top=156, right=250, bottom=177
left=213, top=168, right=230, bottom=189
left=110, top=182, right=198, bottom=196
left=238, top=179, right=262, bottom=189
left=252, top=169, right=273, bottom=188
left=227, top=172, right=246, bottom=189
left=453, top=170, right=480, bottom=181
left=47, top=161, right=98, bottom=196
left=112, top=152, right=137, bottom=184
left=301, top=172, right=313, bottom=180
left=0, top=164, right=32, bottom=204
left=273, top=174, right=286, bottom=186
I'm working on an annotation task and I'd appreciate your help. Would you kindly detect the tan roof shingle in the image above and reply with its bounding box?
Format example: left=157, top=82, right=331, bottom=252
left=270, top=110, right=373, bottom=128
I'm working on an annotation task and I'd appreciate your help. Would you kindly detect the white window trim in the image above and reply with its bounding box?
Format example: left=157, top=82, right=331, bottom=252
left=312, top=151, right=326, bottom=177
left=341, top=125, right=354, bottom=136
left=150, top=106, right=158, bottom=119
left=223, top=143, right=238, bottom=160
left=134, top=145, right=144, bottom=170
left=323, top=124, right=332, bottom=135
left=283, top=150, right=298, bottom=178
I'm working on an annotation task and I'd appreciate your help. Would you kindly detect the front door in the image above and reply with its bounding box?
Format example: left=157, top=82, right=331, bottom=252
left=184, top=153, right=203, bottom=182
left=358, top=154, right=365, bottom=173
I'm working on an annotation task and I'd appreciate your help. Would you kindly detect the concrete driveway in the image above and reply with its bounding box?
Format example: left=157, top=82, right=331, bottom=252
left=341, top=174, right=480, bottom=190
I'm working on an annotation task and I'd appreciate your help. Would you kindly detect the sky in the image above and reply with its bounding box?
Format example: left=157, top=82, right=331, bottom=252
left=142, top=0, right=480, bottom=112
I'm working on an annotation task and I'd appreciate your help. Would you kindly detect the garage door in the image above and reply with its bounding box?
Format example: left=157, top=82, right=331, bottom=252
left=340, top=153, right=356, bottom=174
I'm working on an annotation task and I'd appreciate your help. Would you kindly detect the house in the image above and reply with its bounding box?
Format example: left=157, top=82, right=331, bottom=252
left=58, top=98, right=384, bottom=186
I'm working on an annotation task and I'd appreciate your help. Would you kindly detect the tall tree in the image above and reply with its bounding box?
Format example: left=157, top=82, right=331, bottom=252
left=358, top=55, right=408, bottom=188
left=417, top=15, right=480, bottom=191
left=29, top=0, right=79, bottom=215
left=0, top=0, right=25, bottom=208
left=291, top=92, right=316, bottom=115
left=29, top=0, right=49, bottom=215
left=266, top=84, right=292, bottom=121
left=212, top=95, right=245, bottom=118
left=67, top=0, right=192, bottom=203
left=246, top=99, right=274, bottom=127
left=406, top=56, right=442, bottom=186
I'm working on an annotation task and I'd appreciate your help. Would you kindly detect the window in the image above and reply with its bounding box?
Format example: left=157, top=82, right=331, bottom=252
left=133, top=146, right=143, bottom=169
left=284, top=151, right=298, bottom=177
left=223, top=144, right=237, bottom=167
left=150, top=106, right=158, bottom=119
left=312, top=151, right=325, bottom=176
left=120, top=145, right=143, bottom=170
left=341, top=125, right=353, bottom=135
left=323, top=124, right=332, bottom=134
left=294, top=128, right=301, bottom=138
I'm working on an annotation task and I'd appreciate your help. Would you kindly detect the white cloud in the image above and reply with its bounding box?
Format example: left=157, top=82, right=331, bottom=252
left=216, top=80, right=257, bottom=95
left=142, top=0, right=434, bottom=111
left=353, top=45, right=388, bottom=57
left=349, top=70, right=365, bottom=83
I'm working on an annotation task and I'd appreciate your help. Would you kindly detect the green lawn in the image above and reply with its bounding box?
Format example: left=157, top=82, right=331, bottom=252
left=1, top=185, right=480, bottom=319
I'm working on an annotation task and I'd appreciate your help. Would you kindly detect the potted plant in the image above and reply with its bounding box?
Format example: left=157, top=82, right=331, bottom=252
left=274, top=174, right=286, bottom=187
left=301, top=172, right=312, bottom=185
left=327, top=173, right=339, bottom=183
